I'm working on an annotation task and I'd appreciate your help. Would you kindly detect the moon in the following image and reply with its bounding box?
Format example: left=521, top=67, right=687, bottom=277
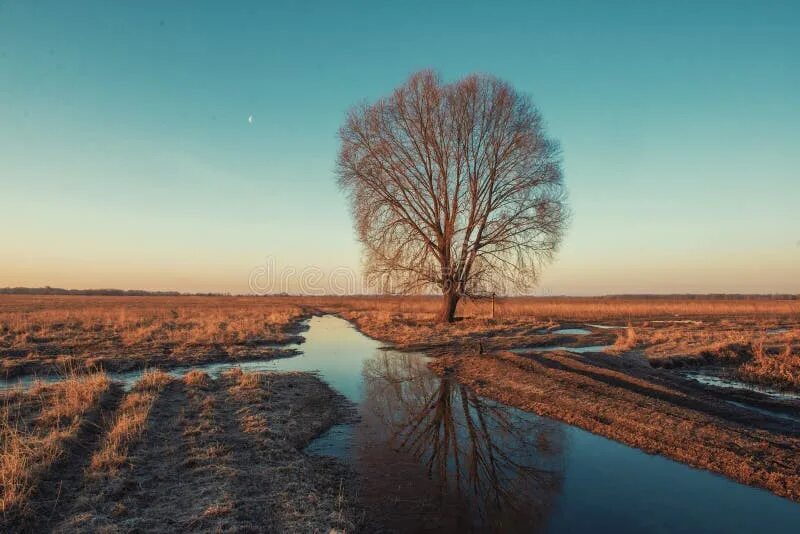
left=248, top=115, right=254, bottom=124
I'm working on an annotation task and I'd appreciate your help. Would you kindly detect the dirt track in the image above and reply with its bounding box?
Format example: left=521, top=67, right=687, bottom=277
left=7, top=371, right=358, bottom=533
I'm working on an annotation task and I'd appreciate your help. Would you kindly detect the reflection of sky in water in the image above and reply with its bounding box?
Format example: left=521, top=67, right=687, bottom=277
left=511, top=345, right=614, bottom=354
left=550, top=328, right=592, bottom=335
left=681, top=370, right=800, bottom=401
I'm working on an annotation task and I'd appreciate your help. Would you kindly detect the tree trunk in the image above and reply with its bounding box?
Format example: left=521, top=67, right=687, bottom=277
left=438, top=289, right=460, bottom=323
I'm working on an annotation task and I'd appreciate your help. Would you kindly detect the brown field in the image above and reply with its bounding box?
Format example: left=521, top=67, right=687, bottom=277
left=0, top=372, right=115, bottom=524
left=310, top=294, right=800, bottom=320
left=0, top=296, right=307, bottom=378
left=1, top=293, right=799, bottom=529
left=1, top=368, right=356, bottom=532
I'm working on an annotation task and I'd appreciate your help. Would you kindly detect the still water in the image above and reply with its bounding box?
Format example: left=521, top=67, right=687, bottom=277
left=510, top=345, right=614, bottom=354
left=681, top=369, right=800, bottom=402
left=549, top=328, right=592, bottom=335
left=289, top=316, right=800, bottom=532
left=3, top=315, right=799, bottom=531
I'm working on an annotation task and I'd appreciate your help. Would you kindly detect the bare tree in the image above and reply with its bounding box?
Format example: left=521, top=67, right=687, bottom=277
left=337, top=70, right=568, bottom=322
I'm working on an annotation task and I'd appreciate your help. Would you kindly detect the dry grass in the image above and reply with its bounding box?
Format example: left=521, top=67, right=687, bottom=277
left=55, top=370, right=357, bottom=532
left=0, top=295, right=303, bottom=346
left=0, top=372, right=110, bottom=519
left=225, top=369, right=270, bottom=404
left=133, top=368, right=174, bottom=393
left=611, top=324, right=638, bottom=352
left=89, top=370, right=172, bottom=474
left=234, top=372, right=263, bottom=390
left=633, top=323, right=800, bottom=389
left=304, top=295, right=799, bottom=321
left=221, top=367, right=244, bottom=380
left=183, top=370, right=210, bottom=388
left=0, top=295, right=306, bottom=377
left=740, top=329, right=800, bottom=390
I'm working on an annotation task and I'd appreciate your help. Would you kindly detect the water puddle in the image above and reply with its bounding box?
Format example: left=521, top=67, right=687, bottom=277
left=3, top=315, right=800, bottom=530
left=681, top=370, right=800, bottom=402
left=511, top=345, right=614, bottom=354
left=550, top=328, right=592, bottom=335
left=0, top=346, right=303, bottom=392
left=586, top=323, right=624, bottom=330
left=767, top=328, right=791, bottom=335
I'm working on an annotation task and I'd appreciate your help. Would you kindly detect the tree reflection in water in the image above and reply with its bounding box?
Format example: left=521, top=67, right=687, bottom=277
left=355, top=351, right=564, bottom=532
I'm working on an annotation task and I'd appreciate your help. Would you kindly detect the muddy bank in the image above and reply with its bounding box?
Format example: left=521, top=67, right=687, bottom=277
left=5, top=370, right=358, bottom=533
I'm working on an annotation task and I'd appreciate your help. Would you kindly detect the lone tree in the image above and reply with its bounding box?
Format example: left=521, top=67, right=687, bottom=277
left=337, top=70, right=568, bottom=322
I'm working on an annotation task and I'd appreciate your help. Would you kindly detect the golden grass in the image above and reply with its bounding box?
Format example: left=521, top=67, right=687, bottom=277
left=224, top=369, right=271, bottom=407
left=303, top=295, right=799, bottom=320
left=1, top=296, right=796, bottom=343
left=34, top=374, right=111, bottom=426
left=634, top=324, right=800, bottom=388
left=183, top=370, right=210, bottom=388
left=221, top=367, right=244, bottom=380
left=740, top=329, right=800, bottom=389
left=0, top=295, right=304, bottom=364
left=304, top=296, right=798, bottom=361
left=234, top=372, right=262, bottom=390
left=89, top=370, right=172, bottom=474
left=611, top=324, right=638, bottom=352
left=0, top=419, right=62, bottom=518
left=0, top=372, right=110, bottom=518
left=133, top=369, right=174, bottom=392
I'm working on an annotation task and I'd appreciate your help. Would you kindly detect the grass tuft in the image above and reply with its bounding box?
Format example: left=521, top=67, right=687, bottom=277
left=0, top=372, right=110, bottom=518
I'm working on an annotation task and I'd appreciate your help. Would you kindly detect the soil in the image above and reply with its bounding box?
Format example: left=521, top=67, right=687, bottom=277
left=7, top=372, right=358, bottom=533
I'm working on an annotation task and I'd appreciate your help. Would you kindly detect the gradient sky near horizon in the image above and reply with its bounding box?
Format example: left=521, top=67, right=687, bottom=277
left=1, top=1, right=798, bottom=295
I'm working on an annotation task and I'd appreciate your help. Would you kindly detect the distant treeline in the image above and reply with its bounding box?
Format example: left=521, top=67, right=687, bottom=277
left=0, top=287, right=228, bottom=297
left=0, top=288, right=796, bottom=300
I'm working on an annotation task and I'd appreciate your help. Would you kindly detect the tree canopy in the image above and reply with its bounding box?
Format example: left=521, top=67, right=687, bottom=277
left=338, top=70, right=568, bottom=322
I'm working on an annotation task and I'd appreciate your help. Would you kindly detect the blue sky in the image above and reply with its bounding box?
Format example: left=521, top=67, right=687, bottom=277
left=1, top=1, right=798, bottom=294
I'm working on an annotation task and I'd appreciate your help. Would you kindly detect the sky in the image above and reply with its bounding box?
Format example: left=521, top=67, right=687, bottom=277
left=1, top=1, right=798, bottom=295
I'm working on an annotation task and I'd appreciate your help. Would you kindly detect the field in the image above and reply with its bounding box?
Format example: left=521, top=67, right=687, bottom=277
left=1, top=368, right=356, bottom=531
left=1, top=294, right=799, bottom=530
left=0, top=296, right=307, bottom=378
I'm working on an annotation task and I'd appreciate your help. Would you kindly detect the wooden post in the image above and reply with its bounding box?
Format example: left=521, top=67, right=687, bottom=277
left=491, top=292, right=496, bottom=319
